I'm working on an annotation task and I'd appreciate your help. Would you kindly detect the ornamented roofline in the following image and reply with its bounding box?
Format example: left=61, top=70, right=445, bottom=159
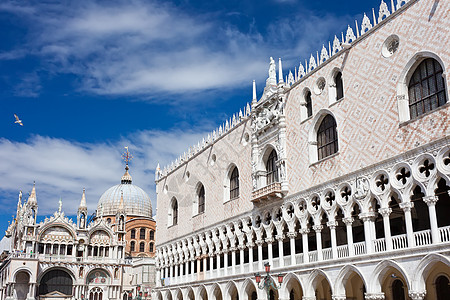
left=284, top=0, right=414, bottom=88
left=155, top=102, right=253, bottom=181
left=154, top=0, right=415, bottom=182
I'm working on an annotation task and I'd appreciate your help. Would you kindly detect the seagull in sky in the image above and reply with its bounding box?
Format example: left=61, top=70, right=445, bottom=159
left=14, top=114, right=23, bottom=126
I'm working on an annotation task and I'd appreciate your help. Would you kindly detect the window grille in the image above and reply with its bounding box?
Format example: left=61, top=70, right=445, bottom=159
left=317, top=115, right=338, bottom=160
left=408, top=58, right=447, bottom=118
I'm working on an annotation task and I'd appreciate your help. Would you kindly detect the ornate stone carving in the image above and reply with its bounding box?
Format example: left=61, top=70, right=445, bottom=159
left=354, top=177, right=370, bottom=200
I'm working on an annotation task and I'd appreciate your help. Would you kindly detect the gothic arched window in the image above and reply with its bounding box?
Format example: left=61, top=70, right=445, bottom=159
left=230, top=167, right=239, bottom=199
left=408, top=58, right=447, bottom=118
left=140, top=228, right=145, bottom=239
left=130, top=229, right=136, bottom=239
left=172, top=199, right=178, bottom=225
left=198, top=184, right=205, bottom=214
left=139, top=242, right=145, bottom=252
left=266, top=150, right=279, bottom=185
left=317, top=114, right=338, bottom=160
left=335, top=72, right=344, bottom=100
left=150, top=230, right=155, bottom=240
left=130, top=241, right=135, bottom=252
left=149, top=243, right=154, bottom=253
left=306, top=91, right=313, bottom=117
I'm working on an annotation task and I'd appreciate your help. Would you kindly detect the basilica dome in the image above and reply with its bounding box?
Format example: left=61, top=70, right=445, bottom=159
left=97, top=165, right=152, bottom=218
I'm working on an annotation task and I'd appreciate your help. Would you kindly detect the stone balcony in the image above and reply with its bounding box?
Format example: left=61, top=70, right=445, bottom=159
left=251, top=182, right=283, bottom=202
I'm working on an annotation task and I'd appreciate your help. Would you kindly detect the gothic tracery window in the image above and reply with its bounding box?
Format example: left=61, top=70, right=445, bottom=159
left=317, top=114, right=338, bottom=160
left=408, top=58, right=447, bottom=118
left=266, top=150, right=279, bottom=185
left=230, top=167, right=240, bottom=199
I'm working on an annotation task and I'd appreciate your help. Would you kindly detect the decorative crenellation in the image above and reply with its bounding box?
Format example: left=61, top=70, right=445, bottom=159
left=283, top=0, right=411, bottom=88
left=156, top=102, right=252, bottom=181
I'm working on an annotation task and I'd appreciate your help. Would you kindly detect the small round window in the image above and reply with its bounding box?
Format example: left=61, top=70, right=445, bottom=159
left=382, top=34, right=399, bottom=58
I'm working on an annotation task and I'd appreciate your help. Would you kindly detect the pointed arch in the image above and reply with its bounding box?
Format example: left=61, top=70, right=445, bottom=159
left=308, top=109, right=339, bottom=164
left=305, top=269, right=333, bottom=296
left=280, top=272, right=304, bottom=300
left=334, top=264, right=367, bottom=296
left=368, top=260, right=411, bottom=293
left=412, top=253, right=450, bottom=291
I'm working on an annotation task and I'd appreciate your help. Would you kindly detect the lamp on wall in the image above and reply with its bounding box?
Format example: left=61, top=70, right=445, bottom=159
left=254, top=262, right=283, bottom=298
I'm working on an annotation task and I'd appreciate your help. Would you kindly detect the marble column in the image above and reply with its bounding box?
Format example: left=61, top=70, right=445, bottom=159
left=343, top=217, right=354, bottom=256
left=287, top=232, right=296, bottom=266
left=239, top=246, right=245, bottom=274
left=379, top=207, right=393, bottom=251
left=248, top=243, right=254, bottom=273
left=231, top=249, right=236, bottom=275
left=276, top=235, right=284, bottom=267
left=423, top=195, right=440, bottom=244
left=256, top=240, right=264, bottom=271
left=360, top=213, right=376, bottom=254
left=266, top=238, right=274, bottom=267
left=327, top=221, right=338, bottom=259
left=399, top=202, right=415, bottom=247
left=300, top=228, right=309, bottom=263
left=313, top=225, right=323, bottom=261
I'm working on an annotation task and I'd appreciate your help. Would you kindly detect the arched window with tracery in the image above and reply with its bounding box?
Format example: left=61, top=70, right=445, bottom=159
left=408, top=58, right=447, bottom=118
left=139, top=242, right=145, bottom=252
left=130, top=229, right=136, bottom=239
left=130, top=241, right=135, bottom=252
left=317, top=114, right=338, bottom=160
left=198, top=184, right=205, bottom=214
left=140, top=228, right=145, bottom=239
left=230, top=167, right=239, bottom=199
left=266, top=149, right=279, bottom=185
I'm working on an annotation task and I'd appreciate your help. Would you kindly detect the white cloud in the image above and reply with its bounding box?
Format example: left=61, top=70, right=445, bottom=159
left=0, top=0, right=352, bottom=99
left=0, top=128, right=207, bottom=217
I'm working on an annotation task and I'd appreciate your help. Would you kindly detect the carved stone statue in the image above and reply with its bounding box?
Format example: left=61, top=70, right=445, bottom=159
left=267, top=57, right=277, bottom=86
left=355, top=177, right=369, bottom=199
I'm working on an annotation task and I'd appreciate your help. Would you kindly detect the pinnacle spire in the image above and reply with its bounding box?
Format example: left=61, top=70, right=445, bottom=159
left=118, top=190, right=124, bottom=212
left=27, top=181, right=37, bottom=206
left=79, top=188, right=87, bottom=210
left=252, top=80, right=257, bottom=106
left=278, top=58, right=284, bottom=84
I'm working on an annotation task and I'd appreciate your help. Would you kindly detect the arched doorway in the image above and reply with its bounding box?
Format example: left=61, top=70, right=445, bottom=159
left=380, top=267, right=408, bottom=300
left=14, top=271, right=30, bottom=300
left=284, top=275, right=303, bottom=300
left=314, top=274, right=332, bottom=300
left=39, top=269, right=73, bottom=297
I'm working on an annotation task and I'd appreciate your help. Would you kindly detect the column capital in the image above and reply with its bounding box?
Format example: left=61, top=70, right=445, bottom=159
left=299, top=228, right=310, bottom=235
left=342, top=217, right=354, bottom=225
left=423, top=195, right=439, bottom=206
left=238, top=245, right=246, bottom=251
left=275, top=234, right=285, bottom=241
left=287, top=231, right=297, bottom=239
left=399, top=201, right=414, bottom=212
left=359, top=212, right=376, bottom=222
left=312, top=225, right=323, bottom=232
left=327, top=220, right=337, bottom=229
left=364, top=292, right=385, bottom=300
left=255, top=239, right=264, bottom=246
left=378, top=207, right=392, bottom=217
left=408, top=291, right=426, bottom=300
left=265, top=237, right=274, bottom=244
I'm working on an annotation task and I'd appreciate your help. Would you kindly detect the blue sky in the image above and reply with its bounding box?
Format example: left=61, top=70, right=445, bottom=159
left=0, top=0, right=379, bottom=236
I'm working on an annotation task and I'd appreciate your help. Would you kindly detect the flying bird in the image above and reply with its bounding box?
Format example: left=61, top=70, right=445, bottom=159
left=14, top=114, right=23, bottom=126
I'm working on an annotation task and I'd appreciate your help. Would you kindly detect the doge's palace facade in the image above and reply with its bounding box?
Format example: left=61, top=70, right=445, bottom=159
left=154, top=0, right=450, bottom=299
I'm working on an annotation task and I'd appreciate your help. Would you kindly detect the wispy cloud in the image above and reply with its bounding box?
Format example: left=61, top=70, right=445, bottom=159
left=0, top=0, right=352, bottom=100
left=0, top=128, right=207, bottom=217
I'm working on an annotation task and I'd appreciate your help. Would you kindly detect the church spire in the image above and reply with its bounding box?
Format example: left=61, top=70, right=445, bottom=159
left=78, top=189, right=88, bottom=229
